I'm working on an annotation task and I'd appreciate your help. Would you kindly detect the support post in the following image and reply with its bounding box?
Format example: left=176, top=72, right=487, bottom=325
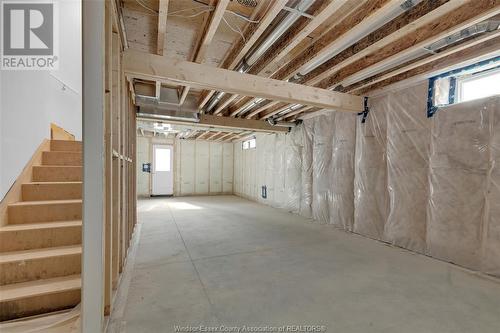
left=82, top=0, right=105, bottom=331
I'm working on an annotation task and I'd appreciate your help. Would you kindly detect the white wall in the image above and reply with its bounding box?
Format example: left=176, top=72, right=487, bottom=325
left=175, top=139, right=233, bottom=196
left=0, top=0, right=82, bottom=199
left=136, top=136, right=234, bottom=197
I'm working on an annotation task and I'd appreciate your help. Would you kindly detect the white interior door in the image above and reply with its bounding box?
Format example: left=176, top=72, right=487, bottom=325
left=152, top=144, right=173, bottom=195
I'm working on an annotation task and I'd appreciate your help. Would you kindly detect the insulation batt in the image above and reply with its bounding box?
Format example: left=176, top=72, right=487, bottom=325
left=233, top=85, right=500, bottom=278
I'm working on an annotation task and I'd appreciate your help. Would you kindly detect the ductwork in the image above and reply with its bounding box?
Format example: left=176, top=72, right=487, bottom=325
left=205, top=0, right=315, bottom=113
left=267, top=118, right=298, bottom=128
left=425, top=19, right=500, bottom=53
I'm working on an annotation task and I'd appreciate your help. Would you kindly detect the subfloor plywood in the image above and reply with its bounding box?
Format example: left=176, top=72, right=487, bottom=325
left=107, top=196, right=500, bottom=333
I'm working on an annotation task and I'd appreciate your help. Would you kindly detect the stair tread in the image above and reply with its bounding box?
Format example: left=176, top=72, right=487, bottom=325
left=24, top=181, right=82, bottom=185
left=34, top=165, right=82, bottom=168
left=0, top=220, right=82, bottom=232
left=0, top=275, right=81, bottom=302
left=51, top=140, right=82, bottom=143
left=8, top=199, right=82, bottom=206
left=0, top=245, right=81, bottom=264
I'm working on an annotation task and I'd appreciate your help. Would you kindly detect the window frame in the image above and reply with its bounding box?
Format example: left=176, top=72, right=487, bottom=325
left=456, top=67, right=500, bottom=103
left=242, top=137, right=256, bottom=150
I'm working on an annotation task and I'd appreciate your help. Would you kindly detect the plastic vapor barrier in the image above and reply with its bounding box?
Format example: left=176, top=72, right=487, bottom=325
left=300, top=119, right=314, bottom=218
left=312, top=115, right=335, bottom=224
left=484, top=97, right=500, bottom=276
left=353, top=95, right=388, bottom=240
left=284, top=126, right=303, bottom=213
left=429, top=96, right=499, bottom=272
left=385, top=82, right=430, bottom=253
left=232, top=87, right=500, bottom=278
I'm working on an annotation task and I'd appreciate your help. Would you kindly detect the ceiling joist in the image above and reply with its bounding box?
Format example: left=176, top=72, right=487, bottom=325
left=156, top=0, right=168, bottom=55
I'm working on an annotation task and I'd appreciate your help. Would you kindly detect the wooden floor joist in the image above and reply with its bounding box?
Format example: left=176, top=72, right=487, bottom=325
left=198, top=0, right=288, bottom=109
left=358, top=35, right=500, bottom=95
left=316, top=0, right=500, bottom=90
left=271, top=0, right=398, bottom=81
left=348, top=29, right=500, bottom=94
left=300, top=0, right=461, bottom=86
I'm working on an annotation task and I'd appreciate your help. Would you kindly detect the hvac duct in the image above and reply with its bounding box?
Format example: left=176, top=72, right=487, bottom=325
left=293, top=0, right=419, bottom=79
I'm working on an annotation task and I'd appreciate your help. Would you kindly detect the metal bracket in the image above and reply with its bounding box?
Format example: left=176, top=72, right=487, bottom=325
left=358, top=97, right=370, bottom=124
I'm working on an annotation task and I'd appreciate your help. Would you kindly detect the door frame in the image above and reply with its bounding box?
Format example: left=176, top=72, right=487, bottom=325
left=151, top=144, right=173, bottom=196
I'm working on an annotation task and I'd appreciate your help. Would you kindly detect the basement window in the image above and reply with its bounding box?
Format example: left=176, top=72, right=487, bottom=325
left=456, top=69, right=500, bottom=102
left=427, top=56, right=500, bottom=117
left=242, top=138, right=256, bottom=150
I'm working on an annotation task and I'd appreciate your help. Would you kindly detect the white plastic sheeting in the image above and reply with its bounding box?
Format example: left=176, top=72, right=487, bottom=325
left=429, top=96, right=500, bottom=273
left=233, top=83, right=500, bottom=278
left=386, top=82, right=430, bottom=253
left=353, top=94, right=388, bottom=240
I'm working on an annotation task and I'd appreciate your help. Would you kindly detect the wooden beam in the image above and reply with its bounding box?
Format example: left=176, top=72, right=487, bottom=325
left=194, top=0, right=230, bottom=63
left=198, top=114, right=288, bottom=133
left=123, top=50, right=364, bottom=112
left=213, top=94, right=239, bottom=115
left=357, top=35, right=500, bottom=95
left=182, top=0, right=230, bottom=105
left=316, top=0, right=500, bottom=90
left=199, top=90, right=216, bottom=110
left=347, top=29, right=500, bottom=93
left=156, top=0, right=169, bottom=55
left=197, top=131, right=211, bottom=140
left=221, top=0, right=288, bottom=70
left=276, top=106, right=316, bottom=121
left=230, top=0, right=398, bottom=118
left=137, top=114, right=289, bottom=133
left=242, top=0, right=460, bottom=118
left=198, top=0, right=287, bottom=109
left=214, top=132, right=234, bottom=142
left=301, top=0, right=463, bottom=86
left=245, top=101, right=281, bottom=119
left=179, top=85, right=189, bottom=105
left=206, top=131, right=222, bottom=140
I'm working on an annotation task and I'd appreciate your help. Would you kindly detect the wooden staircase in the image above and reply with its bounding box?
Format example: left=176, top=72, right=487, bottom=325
left=0, top=140, right=82, bottom=322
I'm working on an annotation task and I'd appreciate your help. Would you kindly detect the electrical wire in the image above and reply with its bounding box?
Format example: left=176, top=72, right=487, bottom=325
left=222, top=15, right=246, bottom=43
left=225, top=10, right=260, bottom=23
left=134, top=0, right=157, bottom=14
left=169, top=8, right=214, bottom=19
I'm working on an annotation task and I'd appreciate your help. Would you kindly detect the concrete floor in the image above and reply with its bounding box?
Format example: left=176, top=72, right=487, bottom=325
left=108, top=196, right=500, bottom=333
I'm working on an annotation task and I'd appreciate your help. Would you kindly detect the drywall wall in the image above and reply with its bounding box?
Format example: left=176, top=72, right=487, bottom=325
left=174, top=139, right=233, bottom=196
left=233, top=81, right=500, bottom=278
left=0, top=0, right=82, bottom=199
